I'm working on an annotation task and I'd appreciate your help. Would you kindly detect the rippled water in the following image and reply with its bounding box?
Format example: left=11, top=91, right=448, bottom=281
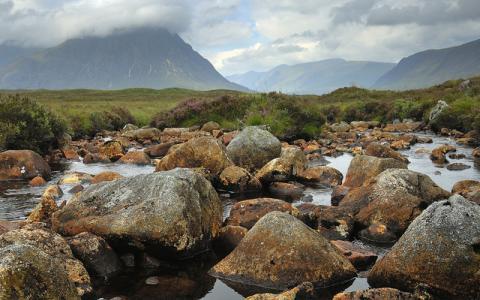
left=0, top=132, right=479, bottom=299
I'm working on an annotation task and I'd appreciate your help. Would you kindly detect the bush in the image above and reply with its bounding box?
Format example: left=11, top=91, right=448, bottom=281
left=430, top=97, right=480, bottom=133
left=0, top=95, right=67, bottom=154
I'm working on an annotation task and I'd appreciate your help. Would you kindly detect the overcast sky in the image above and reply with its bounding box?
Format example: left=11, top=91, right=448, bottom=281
left=1, top=0, right=480, bottom=75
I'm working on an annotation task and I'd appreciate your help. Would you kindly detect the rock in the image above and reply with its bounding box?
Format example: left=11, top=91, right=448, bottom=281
left=119, top=151, right=151, bottom=165
left=246, top=282, right=316, bottom=300
left=333, top=288, right=422, bottom=300
left=82, top=152, right=110, bottom=164
left=122, top=123, right=139, bottom=131
left=429, top=100, right=449, bottom=122
left=446, top=162, right=471, bottom=171
left=42, top=184, right=63, bottom=199
left=312, top=206, right=355, bottom=240
left=67, top=232, right=122, bottom=280
left=91, top=171, right=124, bottom=184
left=390, top=140, right=410, bottom=150
left=416, top=136, right=433, bottom=144
left=27, top=196, right=58, bottom=226
left=98, top=140, right=125, bottom=161
left=331, top=185, right=350, bottom=206
left=473, top=147, right=480, bottom=158
left=448, top=153, right=466, bottom=159
left=368, top=195, right=480, bottom=299
left=53, top=169, right=222, bottom=257
left=226, top=126, right=282, bottom=171
left=255, top=146, right=307, bottom=183
left=430, top=144, right=456, bottom=164
left=452, top=180, right=480, bottom=204
left=58, top=172, right=93, bottom=184
left=346, top=169, right=451, bottom=243
left=201, top=121, right=221, bottom=133
left=297, top=166, right=343, bottom=187
left=156, top=136, right=233, bottom=175
left=62, top=147, right=80, bottom=161
left=122, top=128, right=162, bottom=141
left=350, top=121, right=370, bottom=129
left=217, top=166, right=262, bottom=193
left=29, top=175, right=47, bottom=186
left=0, top=220, right=23, bottom=235
left=0, top=150, right=51, bottom=180
left=212, top=225, right=248, bottom=256
left=0, top=224, right=91, bottom=296
left=365, top=143, right=409, bottom=163
left=145, top=276, right=161, bottom=285
left=144, top=142, right=177, bottom=158
left=331, top=240, right=377, bottom=271
left=210, top=212, right=356, bottom=290
left=225, top=198, right=299, bottom=229
left=0, top=244, right=79, bottom=299
left=330, top=122, right=351, bottom=133
left=69, top=184, right=84, bottom=194
left=268, top=182, right=305, bottom=200
left=343, top=155, right=407, bottom=188
left=383, top=122, right=422, bottom=132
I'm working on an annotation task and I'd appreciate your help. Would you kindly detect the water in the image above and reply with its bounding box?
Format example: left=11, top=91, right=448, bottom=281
left=0, top=132, right=479, bottom=299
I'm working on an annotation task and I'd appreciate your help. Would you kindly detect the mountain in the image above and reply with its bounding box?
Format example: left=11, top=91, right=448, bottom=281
left=0, top=28, right=246, bottom=91
left=0, top=44, right=41, bottom=70
left=374, top=38, right=480, bottom=90
left=227, top=59, right=395, bottom=95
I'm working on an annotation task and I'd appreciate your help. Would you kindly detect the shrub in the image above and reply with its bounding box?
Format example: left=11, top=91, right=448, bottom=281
left=86, top=106, right=136, bottom=136
left=0, top=95, right=67, bottom=154
left=430, top=97, right=480, bottom=133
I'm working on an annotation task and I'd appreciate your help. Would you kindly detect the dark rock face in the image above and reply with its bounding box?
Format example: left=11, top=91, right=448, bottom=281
left=0, top=244, right=80, bottom=300
left=0, top=150, right=51, bottom=180
left=210, top=212, right=356, bottom=290
left=343, top=155, right=407, bottom=188
left=368, top=195, right=480, bottom=299
left=52, top=169, right=223, bottom=258
left=226, top=126, right=282, bottom=171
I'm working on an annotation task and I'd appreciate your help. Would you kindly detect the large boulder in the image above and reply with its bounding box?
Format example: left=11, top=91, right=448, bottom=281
left=156, top=136, right=232, bottom=175
left=52, top=169, right=223, bottom=257
left=0, top=150, right=51, bottom=180
left=210, top=212, right=356, bottom=289
left=226, top=126, right=281, bottom=171
left=343, top=155, right=407, bottom=188
left=255, top=146, right=307, bottom=183
left=0, top=244, right=79, bottom=300
left=368, top=195, right=480, bottom=299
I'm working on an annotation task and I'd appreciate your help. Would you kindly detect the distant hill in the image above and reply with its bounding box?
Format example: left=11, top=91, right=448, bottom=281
left=0, top=28, right=246, bottom=91
left=0, top=44, right=41, bottom=70
left=374, top=38, right=480, bottom=90
left=227, top=59, right=395, bottom=95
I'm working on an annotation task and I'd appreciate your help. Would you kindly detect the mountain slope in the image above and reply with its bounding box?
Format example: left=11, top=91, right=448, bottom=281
left=227, top=59, right=395, bottom=95
left=0, top=44, right=41, bottom=70
left=374, top=39, right=480, bottom=90
left=0, top=28, right=245, bottom=91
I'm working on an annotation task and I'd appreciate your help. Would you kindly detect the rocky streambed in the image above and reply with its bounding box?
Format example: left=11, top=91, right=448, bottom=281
left=0, top=121, right=479, bottom=300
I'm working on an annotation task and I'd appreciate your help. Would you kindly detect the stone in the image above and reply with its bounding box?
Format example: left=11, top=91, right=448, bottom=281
left=144, top=142, right=177, bottom=158
left=429, top=100, right=449, bottom=122
left=246, top=282, right=316, bottom=300
left=0, top=220, right=23, bottom=235
left=0, top=244, right=79, bottom=299
left=473, top=147, right=480, bottom=158
left=225, top=198, right=299, bottom=229
left=62, top=147, right=80, bottom=161
left=69, top=184, right=84, bottom=194
left=297, top=166, right=343, bottom=187
left=226, top=126, right=282, bottom=171
left=42, top=184, right=63, bottom=199
left=67, top=232, right=122, bottom=280
left=333, top=288, right=422, bottom=300
left=365, top=143, right=409, bottom=163
left=27, top=196, right=58, bottom=226
left=390, top=140, right=410, bottom=150
left=255, top=146, right=307, bottom=183
left=312, top=206, right=355, bottom=241
left=53, top=169, right=222, bottom=257
left=122, top=128, right=162, bottom=142
left=383, top=122, right=422, bottom=132
left=343, top=155, right=407, bottom=188
left=58, top=172, right=93, bottom=184
left=368, top=195, right=480, bottom=299
left=217, top=166, right=262, bottom=193
left=82, top=152, right=111, bottom=164
left=119, top=151, right=151, bottom=165
left=268, top=182, right=305, bottom=199
left=213, top=225, right=248, bottom=256
left=452, top=180, right=480, bottom=204
left=98, top=140, right=125, bottom=161
left=331, top=240, right=377, bottom=271
left=0, top=150, right=51, bottom=180
left=201, top=121, right=221, bottom=133
left=446, top=162, right=471, bottom=171
left=91, top=171, right=124, bottom=184
left=448, top=153, right=466, bottom=159
left=210, top=212, right=356, bottom=290
left=156, top=136, right=233, bottom=175
left=430, top=144, right=456, bottom=164
left=330, top=122, right=351, bottom=133
left=29, top=175, right=47, bottom=186
left=331, top=185, right=350, bottom=206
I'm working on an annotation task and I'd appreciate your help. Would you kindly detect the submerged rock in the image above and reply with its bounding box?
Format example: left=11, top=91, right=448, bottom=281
left=0, top=150, right=51, bottom=180
left=53, top=169, right=222, bottom=257
left=210, top=212, right=356, bottom=290
left=226, top=126, right=281, bottom=171
left=343, top=155, right=407, bottom=188
left=368, top=195, right=480, bottom=299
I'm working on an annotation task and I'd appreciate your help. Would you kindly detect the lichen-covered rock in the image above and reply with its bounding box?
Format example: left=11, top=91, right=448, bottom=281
left=119, top=150, right=151, bottom=165
left=67, top=232, right=122, bottom=280
left=0, top=150, right=51, bottom=180
left=226, top=126, right=281, bottom=171
left=217, top=166, right=262, bottom=193
left=210, top=212, right=356, bottom=290
left=330, top=122, right=351, bottom=133
left=383, top=122, right=422, bottom=132
left=297, top=166, right=343, bottom=187
left=368, top=195, right=480, bottom=299
left=0, top=244, right=79, bottom=300
left=365, top=142, right=409, bottom=163
left=58, top=171, right=93, bottom=184
left=268, top=182, right=305, bottom=199
left=429, top=100, right=449, bottom=122
left=246, top=282, right=316, bottom=300
left=452, top=180, right=480, bottom=204
left=225, top=198, right=299, bottom=229
left=27, top=195, right=58, bottom=226
left=53, top=169, right=222, bottom=257
left=255, top=146, right=307, bottom=183
left=343, top=155, right=407, bottom=188
left=333, top=288, right=422, bottom=300
left=98, top=140, right=125, bottom=161
left=91, top=171, right=124, bottom=184
left=156, top=136, right=233, bottom=175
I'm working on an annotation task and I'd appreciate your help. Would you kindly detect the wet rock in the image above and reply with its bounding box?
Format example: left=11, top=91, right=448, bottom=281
left=118, top=150, right=151, bottom=165
left=368, top=195, right=480, bottom=299
left=69, top=184, right=84, bottom=194
left=268, top=182, right=305, bottom=199
left=42, top=184, right=63, bottom=199
left=53, top=169, right=222, bottom=257
left=0, top=244, right=79, bottom=299
left=27, top=196, right=58, bottom=226
left=201, top=121, right=221, bottom=133
left=452, top=180, right=480, bottom=204
left=29, top=175, right=46, bottom=186
left=343, top=155, right=407, bottom=188
left=0, top=150, right=51, bottom=180
left=331, top=185, right=350, bottom=206
left=213, top=225, right=248, bottom=256
left=331, top=240, right=377, bottom=271
left=333, top=288, right=422, bottom=300
left=0, top=224, right=91, bottom=296
left=83, top=152, right=110, bottom=164
left=144, top=142, right=177, bottom=158
left=430, top=144, right=456, bottom=164
left=256, top=146, right=307, bottom=183
left=313, top=206, right=355, bottom=240
left=225, top=198, right=299, bottom=229
left=446, top=162, right=471, bottom=171
left=365, top=142, right=409, bottom=163
left=217, top=165, right=262, bottom=193
left=226, top=126, right=282, bottom=171
left=156, top=136, right=232, bottom=175
left=297, top=166, right=343, bottom=187
left=448, top=153, right=466, bottom=159
left=58, top=171, right=93, bottom=184
left=210, top=212, right=356, bottom=290
left=67, top=232, right=122, bottom=280
left=246, top=282, right=316, bottom=300
left=416, top=136, right=433, bottom=144
left=91, top=171, right=124, bottom=184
